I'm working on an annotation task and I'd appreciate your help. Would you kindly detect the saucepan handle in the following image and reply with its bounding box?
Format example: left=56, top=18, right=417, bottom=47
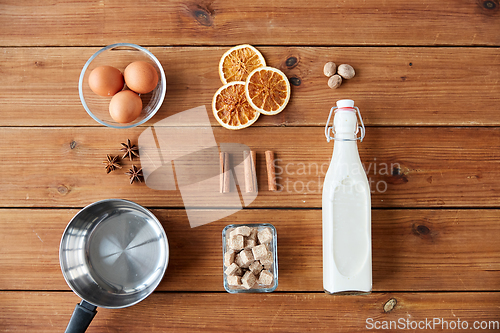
left=65, top=300, right=98, bottom=333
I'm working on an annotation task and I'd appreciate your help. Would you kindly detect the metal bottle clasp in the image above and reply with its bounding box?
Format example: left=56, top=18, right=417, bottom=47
left=324, top=106, right=366, bottom=143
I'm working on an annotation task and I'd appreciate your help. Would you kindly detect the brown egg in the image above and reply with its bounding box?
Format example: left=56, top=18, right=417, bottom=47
left=88, top=66, right=124, bottom=97
left=109, top=90, right=143, bottom=123
left=124, top=61, right=159, bottom=94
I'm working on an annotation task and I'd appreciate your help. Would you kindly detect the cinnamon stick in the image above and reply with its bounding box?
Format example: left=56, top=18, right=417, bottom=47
left=265, top=150, right=276, bottom=191
left=219, top=152, right=225, bottom=193
left=244, top=150, right=257, bottom=193
left=251, top=150, right=257, bottom=191
left=220, top=152, right=230, bottom=193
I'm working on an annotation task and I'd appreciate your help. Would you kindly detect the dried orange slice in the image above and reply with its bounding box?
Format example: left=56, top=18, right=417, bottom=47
left=245, top=66, right=291, bottom=115
left=219, top=44, right=266, bottom=84
left=212, top=81, right=260, bottom=130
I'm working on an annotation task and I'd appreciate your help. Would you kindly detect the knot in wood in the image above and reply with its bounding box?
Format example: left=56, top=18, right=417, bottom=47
left=190, top=5, right=214, bottom=26
left=57, top=185, right=69, bottom=195
left=416, top=224, right=430, bottom=235
left=412, top=222, right=433, bottom=238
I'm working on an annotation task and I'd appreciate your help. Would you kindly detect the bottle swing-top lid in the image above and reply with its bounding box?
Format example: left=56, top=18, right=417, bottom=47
left=336, top=99, right=355, bottom=109
left=324, top=99, right=366, bottom=142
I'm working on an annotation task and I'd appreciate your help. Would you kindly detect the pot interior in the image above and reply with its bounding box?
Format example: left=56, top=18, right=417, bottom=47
left=60, top=199, right=169, bottom=308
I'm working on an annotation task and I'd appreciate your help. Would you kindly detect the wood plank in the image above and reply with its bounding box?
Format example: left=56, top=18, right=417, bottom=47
left=1, top=47, right=499, bottom=126
left=1, top=0, right=499, bottom=47
left=1, top=291, right=499, bottom=332
left=1, top=209, right=499, bottom=291
left=0, top=127, right=497, bottom=208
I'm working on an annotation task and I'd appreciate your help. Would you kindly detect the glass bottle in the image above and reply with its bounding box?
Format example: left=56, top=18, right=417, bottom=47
left=322, top=99, right=372, bottom=295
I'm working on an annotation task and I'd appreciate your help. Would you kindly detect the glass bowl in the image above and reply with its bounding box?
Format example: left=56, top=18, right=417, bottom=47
left=222, top=223, right=278, bottom=293
left=78, top=43, right=166, bottom=129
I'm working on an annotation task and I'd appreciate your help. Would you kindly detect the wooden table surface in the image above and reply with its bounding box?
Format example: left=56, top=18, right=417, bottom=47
left=1, top=1, right=499, bottom=332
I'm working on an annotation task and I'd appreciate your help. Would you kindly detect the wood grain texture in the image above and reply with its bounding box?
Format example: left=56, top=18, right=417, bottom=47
left=0, top=127, right=497, bottom=208
left=2, top=1, right=498, bottom=332
left=1, top=0, right=499, bottom=47
left=1, top=47, right=499, bottom=126
left=1, top=209, right=499, bottom=291
left=1, top=291, right=499, bottom=332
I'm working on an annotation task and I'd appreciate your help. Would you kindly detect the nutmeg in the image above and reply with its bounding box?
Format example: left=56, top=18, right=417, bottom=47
left=323, top=62, right=337, bottom=77
left=337, top=64, right=355, bottom=79
left=327, top=74, right=342, bottom=89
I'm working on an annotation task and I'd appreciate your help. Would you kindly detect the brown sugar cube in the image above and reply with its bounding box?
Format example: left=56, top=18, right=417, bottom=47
left=227, top=275, right=241, bottom=287
left=248, top=228, right=258, bottom=241
left=235, top=252, right=250, bottom=268
left=244, top=239, right=257, bottom=249
left=260, top=252, right=273, bottom=269
left=252, top=244, right=268, bottom=261
left=228, top=234, right=244, bottom=251
left=257, top=227, right=273, bottom=245
left=249, top=260, right=263, bottom=275
left=258, top=270, right=274, bottom=286
left=230, top=226, right=252, bottom=238
left=234, top=252, right=244, bottom=267
left=239, top=249, right=254, bottom=266
left=224, top=249, right=235, bottom=267
left=224, top=262, right=242, bottom=276
left=241, top=271, right=257, bottom=289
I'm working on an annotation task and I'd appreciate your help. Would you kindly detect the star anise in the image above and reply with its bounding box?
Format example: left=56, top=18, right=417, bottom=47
left=103, top=155, right=122, bottom=174
left=120, top=139, right=139, bottom=161
left=125, top=165, right=143, bottom=184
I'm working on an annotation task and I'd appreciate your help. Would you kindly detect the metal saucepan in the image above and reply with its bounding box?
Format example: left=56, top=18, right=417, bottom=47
left=59, top=199, right=169, bottom=333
